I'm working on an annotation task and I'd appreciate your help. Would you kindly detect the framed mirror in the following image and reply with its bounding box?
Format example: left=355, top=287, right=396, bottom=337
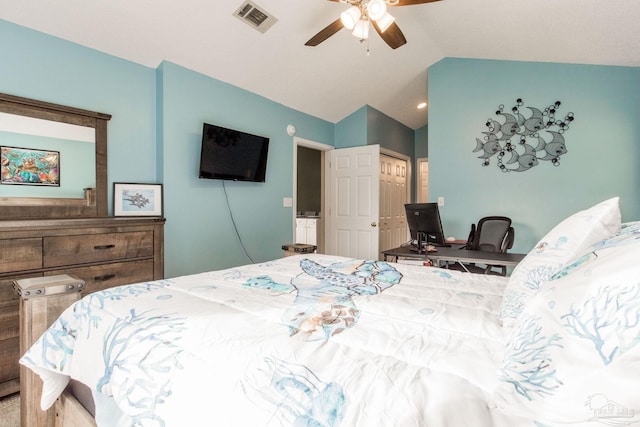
left=0, top=93, right=111, bottom=219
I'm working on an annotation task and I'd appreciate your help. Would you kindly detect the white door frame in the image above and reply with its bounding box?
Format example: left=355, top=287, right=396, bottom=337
left=292, top=139, right=413, bottom=258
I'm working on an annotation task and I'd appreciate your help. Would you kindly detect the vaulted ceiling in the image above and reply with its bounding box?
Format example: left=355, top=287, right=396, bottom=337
left=2, top=0, right=639, bottom=129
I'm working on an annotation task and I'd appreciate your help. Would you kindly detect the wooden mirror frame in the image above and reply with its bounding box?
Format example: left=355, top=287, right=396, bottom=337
left=0, top=93, right=111, bottom=219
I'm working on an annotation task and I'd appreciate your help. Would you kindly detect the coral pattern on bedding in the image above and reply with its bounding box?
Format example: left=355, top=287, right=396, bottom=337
left=21, top=254, right=512, bottom=427
left=493, top=221, right=640, bottom=425
left=499, top=197, right=621, bottom=329
left=20, top=281, right=187, bottom=425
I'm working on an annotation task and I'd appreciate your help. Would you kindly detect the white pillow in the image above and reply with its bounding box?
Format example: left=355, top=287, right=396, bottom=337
left=491, top=222, right=640, bottom=424
left=499, top=197, right=621, bottom=329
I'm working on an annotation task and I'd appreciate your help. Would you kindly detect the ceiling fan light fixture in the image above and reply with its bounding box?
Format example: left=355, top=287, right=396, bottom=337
left=375, top=12, right=395, bottom=33
left=352, top=19, right=369, bottom=39
left=367, top=0, right=387, bottom=21
left=340, top=6, right=361, bottom=30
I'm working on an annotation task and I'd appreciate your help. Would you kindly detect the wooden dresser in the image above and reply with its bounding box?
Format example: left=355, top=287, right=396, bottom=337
left=0, top=217, right=165, bottom=397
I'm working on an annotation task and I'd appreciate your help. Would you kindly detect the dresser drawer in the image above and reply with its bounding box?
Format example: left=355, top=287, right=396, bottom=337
left=0, top=238, right=42, bottom=273
left=0, top=273, right=42, bottom=379
left=0, top=217, right=164, bottom=399
left=0, top=306, right=19, bottom=341
left=43, top=231, right=154, bottom=267
left=0, top=337, right=19, bottom=384
left=47, top=259, right=154, bottom=294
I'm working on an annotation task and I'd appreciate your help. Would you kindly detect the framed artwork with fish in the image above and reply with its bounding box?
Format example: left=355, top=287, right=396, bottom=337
left=0, top=145, right=60, bottom=186
left=113, top=182, right=163, bottom=217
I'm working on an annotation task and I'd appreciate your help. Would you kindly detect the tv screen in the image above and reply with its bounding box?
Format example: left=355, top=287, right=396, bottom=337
left=404, top=202, right=448, bottom=247
left=198, top=122, right=269, bottom=182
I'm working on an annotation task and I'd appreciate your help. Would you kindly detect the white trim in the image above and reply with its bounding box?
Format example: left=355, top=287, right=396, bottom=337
left=294, top=137, right=333, bottom=151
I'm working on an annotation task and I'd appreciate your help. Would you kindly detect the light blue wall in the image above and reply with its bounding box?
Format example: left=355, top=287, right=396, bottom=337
left=335, top=106, right=368, bottom=148
left=413, top=124, right=428, bottom=202
left=157, top=62, right=334, bottom=275
left=16, top=18, right=626, bottom=276
left=415, top=125, right=428, bottom=160
left=335, top=105, right=415, bottom=158
left=0, top=19, right=334, bottom=277
left=428, top=58, right=640, bottom=253
left=366, top=106, right=414, bottom=157
left=0, top=20, right=157, bottom=205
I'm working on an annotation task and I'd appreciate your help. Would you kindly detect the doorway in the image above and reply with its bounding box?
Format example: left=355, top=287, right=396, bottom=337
left=293, top=140, right=411, bottom=259
left=417, top=158, right=429, bottom=202
left=293, top=137, right=333, bottom=253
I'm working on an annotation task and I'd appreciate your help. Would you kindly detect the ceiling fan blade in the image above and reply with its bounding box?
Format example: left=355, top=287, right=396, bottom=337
left=390, top=0, right=442, bottom=5
left=305, top=19, right=344, bottom=46
left=372, top=20, right=407, bottom=49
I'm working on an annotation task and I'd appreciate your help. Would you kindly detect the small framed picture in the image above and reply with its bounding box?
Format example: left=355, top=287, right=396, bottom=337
left=113, top=183, right=163, bottom=217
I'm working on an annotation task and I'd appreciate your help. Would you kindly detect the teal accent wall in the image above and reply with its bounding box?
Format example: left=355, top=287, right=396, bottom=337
left=428, top=58, right=640, bottom=253
left=0, top=20, right=158, bottom=206
left=13, top=17, right=634, bottom=274
left=157, top=61, right=334, bottom=275
left=413, top=124, right=428, bottom=202
left=415, top=125, right=428, bottom=159
left=335, top=106, right=368, bottom=148
left=335, top=105, right=416, bottom=200
left=366, top=106, right=414, bottom=157
left=0, top=19, right=334, bottom=277
left=335, top=105, right=414, bottom=156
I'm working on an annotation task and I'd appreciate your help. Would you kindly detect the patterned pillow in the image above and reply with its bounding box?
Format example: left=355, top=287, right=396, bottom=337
left=491, top=223, right=640, bottom=425
left=499, top=197, right=621, bottom=329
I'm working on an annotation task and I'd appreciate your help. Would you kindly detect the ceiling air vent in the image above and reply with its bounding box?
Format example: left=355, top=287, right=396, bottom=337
left=233, top=1, right=278, bottom=33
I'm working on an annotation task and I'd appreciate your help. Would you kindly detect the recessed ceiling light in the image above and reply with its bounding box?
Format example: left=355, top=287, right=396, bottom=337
left=417, top=102, right=427, bottom=109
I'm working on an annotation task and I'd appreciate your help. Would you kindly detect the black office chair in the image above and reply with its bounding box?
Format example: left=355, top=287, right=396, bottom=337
left=448, top=216, right=514, bottom=276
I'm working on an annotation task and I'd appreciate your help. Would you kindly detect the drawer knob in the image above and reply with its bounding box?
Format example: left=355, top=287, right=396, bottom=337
left=94, top=274, right=116, bottom=282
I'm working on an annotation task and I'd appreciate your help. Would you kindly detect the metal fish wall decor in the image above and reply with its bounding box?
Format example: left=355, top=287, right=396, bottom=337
left=474, top=98, right=575, bottom=172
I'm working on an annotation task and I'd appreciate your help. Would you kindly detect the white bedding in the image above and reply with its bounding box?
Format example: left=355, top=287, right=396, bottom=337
left=21, top=254, right=517, bottom=427
left=22, top=197, right=640, bottom=427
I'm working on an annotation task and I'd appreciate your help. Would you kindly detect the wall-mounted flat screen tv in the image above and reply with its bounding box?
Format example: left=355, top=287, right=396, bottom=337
left=198, top=122, right=269, bottom=182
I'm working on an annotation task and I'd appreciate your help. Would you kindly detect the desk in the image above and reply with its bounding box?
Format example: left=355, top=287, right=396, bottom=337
left=382, top=244, right=526, bottom=273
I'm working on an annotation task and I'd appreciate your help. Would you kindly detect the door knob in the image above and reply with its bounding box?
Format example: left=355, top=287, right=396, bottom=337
left=371, top=222, right=377, bottom=227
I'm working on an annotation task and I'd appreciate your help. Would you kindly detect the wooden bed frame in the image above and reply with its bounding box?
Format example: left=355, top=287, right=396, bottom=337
left=18, top=278, right=97, bottom=427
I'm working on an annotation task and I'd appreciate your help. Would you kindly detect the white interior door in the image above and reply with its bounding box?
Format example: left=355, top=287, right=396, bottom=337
left=379, top=154, right=408, bottom=257
left=325, top=145, right=380, bottom=259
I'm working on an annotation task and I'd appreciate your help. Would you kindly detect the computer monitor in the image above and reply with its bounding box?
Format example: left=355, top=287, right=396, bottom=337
left=405, top=203, right=448, bottom=247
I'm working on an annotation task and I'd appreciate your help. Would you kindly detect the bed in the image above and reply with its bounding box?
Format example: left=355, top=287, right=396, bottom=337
left=19, top=197, right=640, bottom=427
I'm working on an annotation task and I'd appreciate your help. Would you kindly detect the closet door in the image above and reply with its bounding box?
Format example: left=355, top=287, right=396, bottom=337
left=379, top=154, right=408, bottom=257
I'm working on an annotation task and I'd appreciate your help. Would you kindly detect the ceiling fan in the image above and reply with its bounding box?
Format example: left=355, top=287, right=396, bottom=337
left=305, top=0, right=442, bottom=50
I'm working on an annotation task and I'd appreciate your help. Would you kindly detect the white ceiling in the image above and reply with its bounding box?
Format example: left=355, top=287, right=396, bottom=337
left=1, top=0, right=639, bottom=130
